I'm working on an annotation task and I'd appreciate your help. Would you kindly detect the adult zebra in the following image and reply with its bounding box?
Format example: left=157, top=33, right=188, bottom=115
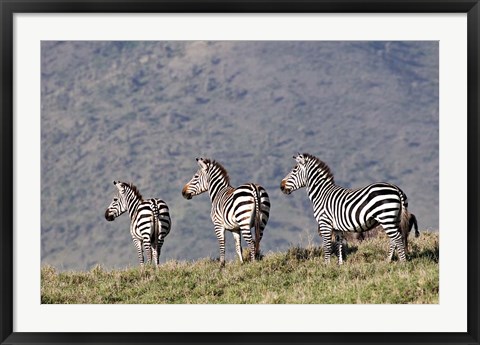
left=104, top=180, right=171, bottom=266
left=280, top=153, right=410, bottom=264
left=182, top=158, right=270, bottom=267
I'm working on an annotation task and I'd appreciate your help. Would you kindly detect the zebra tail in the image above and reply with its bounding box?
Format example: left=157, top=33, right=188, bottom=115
left=151, top=201, right=160, bottom=249
left=411, top=213, right=420, bottom=238
left=399, top=189, right=410, bottom=252
left=253, top=184, right=262, bottom=258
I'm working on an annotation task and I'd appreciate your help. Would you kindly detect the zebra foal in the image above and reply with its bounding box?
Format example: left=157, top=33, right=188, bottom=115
left=280, top=153, right=410, bottom=264
left=104, top=180, right=171, bottom=266
left=182, top=158, right=270, bottom=267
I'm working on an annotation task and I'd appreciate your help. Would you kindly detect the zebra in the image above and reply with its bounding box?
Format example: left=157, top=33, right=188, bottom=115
left=181, top=157, right=270, bottom=267
left=280, top=153, right=410, bottom=264
left=104, top=180, right=171, bottom=266
left=401, top=210, right=419, bottom=252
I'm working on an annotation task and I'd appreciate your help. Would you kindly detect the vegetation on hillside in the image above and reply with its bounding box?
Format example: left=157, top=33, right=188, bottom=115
left=41, top=232, right=438, bottom=304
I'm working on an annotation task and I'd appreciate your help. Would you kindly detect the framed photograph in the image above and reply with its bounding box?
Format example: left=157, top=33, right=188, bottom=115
left=1, top=1, right=478, bottom=344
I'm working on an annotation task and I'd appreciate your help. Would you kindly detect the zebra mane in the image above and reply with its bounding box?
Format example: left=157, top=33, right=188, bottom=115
left=122, top=182, right=144, bottom=201
left=303, top=153, right=335, bottom=183
left=202, top=158, right=231, bottom=185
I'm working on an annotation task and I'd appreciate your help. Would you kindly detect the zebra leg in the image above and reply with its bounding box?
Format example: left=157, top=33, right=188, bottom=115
left=156, top=237, right=165, bottom=266
left=151, top=242, right=159, bottom=266
left=232, top=230, right=243, bottom=263
left=252, top=211, right=268, bottom=260
left=400, top=219, right=409, bottom=253
left=240, top=225, right=255, bottom=262
left=214, top=224, right=226, bottom=268
left=258, top=221, right=268, bottom=259
left=395, top=234, right=407, bottom=262
left=384, top=228, right=406, bottom=262
left=387, top=235, right=396, bottom=262
left=255, top=225, right=264, bottom=259
left=402, top=232, right=409, bottom=254
left=335, top=232, right=344, bottom=265
left=143, top=235, right=152, bottom=264
left=132, top=238, right=144, bottom=266
left=318, top=222, right=333, bottom=264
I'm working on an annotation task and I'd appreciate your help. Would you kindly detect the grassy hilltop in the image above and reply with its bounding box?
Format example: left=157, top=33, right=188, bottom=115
left=42, top=232, right=438, bottom=304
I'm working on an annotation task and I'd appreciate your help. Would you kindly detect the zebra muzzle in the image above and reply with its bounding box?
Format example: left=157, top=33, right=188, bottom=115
left=104, top=210, right=115, bottom=221
left=182, top=185, right=192, bottom=200
left=280, top=180, right=291, bottom=195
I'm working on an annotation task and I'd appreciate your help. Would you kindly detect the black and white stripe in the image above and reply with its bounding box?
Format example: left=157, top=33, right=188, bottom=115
left=105, top=180, right=171, bottom=266
left=182, top=158, right=270, bottom=267
left=342, top=210, right=419, bottom=242
left=280, top=153, right=410, bottom=264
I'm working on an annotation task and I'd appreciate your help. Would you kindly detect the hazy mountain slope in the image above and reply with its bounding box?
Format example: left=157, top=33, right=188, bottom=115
left=41, top=41, right=438, bottom=270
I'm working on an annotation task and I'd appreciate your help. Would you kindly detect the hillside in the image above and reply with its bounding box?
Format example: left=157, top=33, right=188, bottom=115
left=41, top=232, right=439, bottom=304
left=41, top=41, right=439, bottom=270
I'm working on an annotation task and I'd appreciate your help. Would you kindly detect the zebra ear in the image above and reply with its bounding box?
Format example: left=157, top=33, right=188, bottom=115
left=197, top=158, right=208, bottom=170
left=295, top=154, right=305, bottom=165
left=113, top=181, right=124, bottom=191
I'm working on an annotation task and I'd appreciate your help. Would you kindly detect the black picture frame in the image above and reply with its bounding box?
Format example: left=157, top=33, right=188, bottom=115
left=1, top=1, right=478, bottom=344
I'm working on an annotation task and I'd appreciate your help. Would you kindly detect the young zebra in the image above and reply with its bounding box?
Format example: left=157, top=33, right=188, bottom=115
left=182, top=158, right=270, bottom=267
left=401, top=210, right=419, bottom=252
left=280, top=153, right=410, bottom=264
left=104, top=180, right=171, bottom=266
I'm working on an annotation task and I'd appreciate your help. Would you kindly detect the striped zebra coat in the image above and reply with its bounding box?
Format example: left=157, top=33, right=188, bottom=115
left=182, top=158, right=270, bottom=267
left=341, top=211, right=419, bottom=251
left=104, top=180, right=171, bottom=266
left=280, top=153, right=410, bottom=264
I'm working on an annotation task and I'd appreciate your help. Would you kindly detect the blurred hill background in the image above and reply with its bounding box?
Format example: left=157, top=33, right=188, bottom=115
left=41, top=41, right=438, bottom=270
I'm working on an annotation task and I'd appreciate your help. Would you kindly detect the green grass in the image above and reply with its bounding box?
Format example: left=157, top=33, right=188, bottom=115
left=41, top=232, right=438, bottom=304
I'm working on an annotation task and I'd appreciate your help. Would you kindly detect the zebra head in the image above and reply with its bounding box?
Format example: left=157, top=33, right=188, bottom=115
left=104, top=181, right=128, bottom=221
left=280, top=153, right=308, bottom=195
left=182, top=158, right=210, bottom=200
